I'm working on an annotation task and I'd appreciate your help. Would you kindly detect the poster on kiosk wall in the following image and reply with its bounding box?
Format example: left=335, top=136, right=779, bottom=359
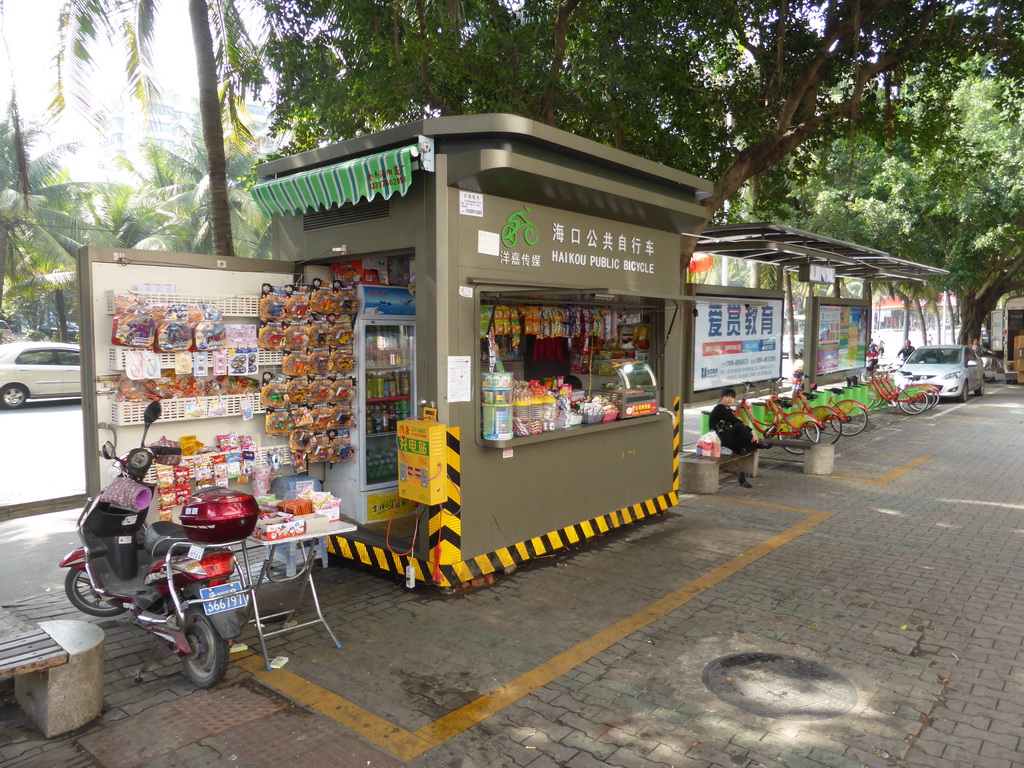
left=816, top=304, right=868, bottom=375
left=692, top=298, right=784, bottom=392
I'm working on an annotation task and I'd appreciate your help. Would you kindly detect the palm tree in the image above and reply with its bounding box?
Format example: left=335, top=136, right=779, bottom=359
left=116, top=129, right=271, bottom=259
left=0, top=114, right=97, bottom=333
left=52, top=0, right=266, bottom=258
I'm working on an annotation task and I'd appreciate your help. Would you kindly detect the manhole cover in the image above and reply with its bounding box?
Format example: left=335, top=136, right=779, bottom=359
left=702, top=653, right=857, bottom=720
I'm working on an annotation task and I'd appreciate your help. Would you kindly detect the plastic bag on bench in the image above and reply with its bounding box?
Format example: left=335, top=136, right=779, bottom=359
left=695, top=431, right=721, bottom=457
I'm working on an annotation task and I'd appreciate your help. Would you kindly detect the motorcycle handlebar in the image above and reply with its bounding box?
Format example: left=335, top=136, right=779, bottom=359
left=150, top=446, right=182, bottom=456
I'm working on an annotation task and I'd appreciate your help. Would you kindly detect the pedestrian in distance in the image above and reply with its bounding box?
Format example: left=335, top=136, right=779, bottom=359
left=709, top=388, right=772, bottom=488
left=866, top=341, right=880, bottom=373
left=897, top=339, right=915, bottom=361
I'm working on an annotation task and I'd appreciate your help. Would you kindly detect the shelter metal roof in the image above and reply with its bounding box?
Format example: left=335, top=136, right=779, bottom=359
left=696, top=223, right=948, bottom=283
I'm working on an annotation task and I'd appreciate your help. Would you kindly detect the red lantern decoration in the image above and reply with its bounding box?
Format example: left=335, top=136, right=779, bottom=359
left=688, top=253, right=713, bottom=274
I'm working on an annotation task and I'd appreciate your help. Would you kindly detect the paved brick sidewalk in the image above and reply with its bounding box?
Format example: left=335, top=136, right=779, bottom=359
left=2, top=390, right=1022, bottom=767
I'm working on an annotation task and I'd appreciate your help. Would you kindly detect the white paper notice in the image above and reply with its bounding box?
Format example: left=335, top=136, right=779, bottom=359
left=447, top=356, right=473, bottom=403
left=460, top=190, right=484, bottom=217
left=478, top=230, right=500, bottom=256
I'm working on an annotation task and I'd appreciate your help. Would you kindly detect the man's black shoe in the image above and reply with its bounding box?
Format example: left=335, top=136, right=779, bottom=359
left=738, top=471, right=752, bottom=488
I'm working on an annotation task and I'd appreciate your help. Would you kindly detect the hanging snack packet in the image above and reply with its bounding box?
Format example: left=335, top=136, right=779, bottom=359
left=194, top=455, right=215, bottom=488
left=212, top=454, right=229, bottom=487
left=174, top=465, right=192, bottom=504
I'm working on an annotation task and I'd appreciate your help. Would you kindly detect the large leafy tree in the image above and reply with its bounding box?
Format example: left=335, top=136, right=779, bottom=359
left=261, top=0, right=1024, bottom=269
left=52, top=0, right=266, bottom=258
left=785, top=72, right=1024, bottom=343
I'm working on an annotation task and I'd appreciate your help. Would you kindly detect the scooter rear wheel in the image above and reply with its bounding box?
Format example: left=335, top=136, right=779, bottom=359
left=64, top=569, right=128, bottom=617
left=181, top=609, right=228, bottom=689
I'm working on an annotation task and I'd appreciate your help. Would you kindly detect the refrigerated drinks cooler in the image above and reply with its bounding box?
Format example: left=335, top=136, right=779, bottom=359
left=323, top=285, right=418, bottom=524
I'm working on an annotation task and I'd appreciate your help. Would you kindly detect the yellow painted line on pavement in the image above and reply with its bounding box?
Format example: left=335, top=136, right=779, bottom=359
left=240, top=500, right=831, bottom=760
left=236, top=653, right=434, bottom=761
left=833, top=454, right=932, bottom=484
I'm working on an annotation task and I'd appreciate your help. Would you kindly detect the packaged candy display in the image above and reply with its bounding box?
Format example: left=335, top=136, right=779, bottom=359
left=258, top=322, right=286, bottom=349
left=259, top=280, right=359, bottom=468
left=259, top=290, right=286, bottom=320
left=284, top=290, right=310, bottom=319
left=265, top=410, right=294, bottom=435
left=286, top=378, right=309, bottom=406
left=288, top=428, right=311, bottom=456
left=116, top=374, right=256, bottom=402
left=282, top=323, right=309, bottom=351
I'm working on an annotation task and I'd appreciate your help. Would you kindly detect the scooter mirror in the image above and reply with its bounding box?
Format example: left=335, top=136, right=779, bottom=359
left=100, top=441, right=116, bottom=460
left=143, top=400, right=162, bottom=426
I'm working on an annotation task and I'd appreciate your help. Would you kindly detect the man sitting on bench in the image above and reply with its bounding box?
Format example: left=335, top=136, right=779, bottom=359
left=709, top=388, right=772, bottom=488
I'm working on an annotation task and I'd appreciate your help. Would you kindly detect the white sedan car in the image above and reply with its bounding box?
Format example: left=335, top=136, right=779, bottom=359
left=0, top=342, right=81, bottom=409
left=895, top=345, right=984, bottom=402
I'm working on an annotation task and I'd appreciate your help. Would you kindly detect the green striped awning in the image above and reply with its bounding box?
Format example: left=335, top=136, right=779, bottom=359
left=250, top=145, right=418, bottom=218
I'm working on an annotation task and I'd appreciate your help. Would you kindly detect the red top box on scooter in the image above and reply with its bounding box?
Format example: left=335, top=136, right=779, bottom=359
left=180, top=488, right=259, bottom=544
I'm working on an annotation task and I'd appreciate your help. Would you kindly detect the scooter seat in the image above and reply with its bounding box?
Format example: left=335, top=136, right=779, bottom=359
left=144, top=521, right=190, bottom=557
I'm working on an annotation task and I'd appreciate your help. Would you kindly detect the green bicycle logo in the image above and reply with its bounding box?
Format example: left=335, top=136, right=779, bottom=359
left=501, top=206, right=538, bottom=248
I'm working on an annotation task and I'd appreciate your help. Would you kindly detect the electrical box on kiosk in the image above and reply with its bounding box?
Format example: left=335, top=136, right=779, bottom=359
left=396, top=409, right=447, bottom=505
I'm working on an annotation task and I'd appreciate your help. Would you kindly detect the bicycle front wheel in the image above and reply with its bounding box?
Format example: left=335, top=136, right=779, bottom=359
left=781, top=418, right=821, bottom=454
left=897, top=393, right=927, bottom=414
left=837, top=401, right=869, bottom=436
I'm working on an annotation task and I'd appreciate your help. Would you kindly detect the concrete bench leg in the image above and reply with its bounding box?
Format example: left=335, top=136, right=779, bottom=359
left=16, top=620, right=105, bottom=738
left=682, top=461, right=721, bottom=494
left=803, top=443, right=834, bottom=475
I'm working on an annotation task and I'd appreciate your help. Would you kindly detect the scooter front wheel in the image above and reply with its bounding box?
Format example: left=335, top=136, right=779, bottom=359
left=181, top=609, right=228, bottom=689
left=64, top=569, right=128, bottom=617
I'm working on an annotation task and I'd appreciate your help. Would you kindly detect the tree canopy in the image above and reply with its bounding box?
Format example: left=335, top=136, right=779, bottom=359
left=261, top=0, right=1024, bottom=267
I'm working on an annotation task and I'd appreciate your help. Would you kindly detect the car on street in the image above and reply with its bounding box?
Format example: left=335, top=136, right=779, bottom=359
left=0, top=341, right=81, bottom=409
left=894, top=344, right=984, bottom=402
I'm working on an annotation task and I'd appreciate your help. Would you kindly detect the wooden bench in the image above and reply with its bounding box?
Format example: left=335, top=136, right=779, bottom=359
left=0, top=628, right=69, bottom=680
left=680, top=450, right=759, bottom=493
left=0, top=621, right=105, bottom=737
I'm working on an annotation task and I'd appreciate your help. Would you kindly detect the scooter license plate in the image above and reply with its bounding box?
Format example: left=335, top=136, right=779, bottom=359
left=199, top=581, right=248, bottom=615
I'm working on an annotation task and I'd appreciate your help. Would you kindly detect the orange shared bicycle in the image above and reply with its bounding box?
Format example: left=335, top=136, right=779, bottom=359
left=867, top=370, right=939, bottom=414
left=736, top=393, right=822, bottom=455
left=785, top=390, right=870, bottom=442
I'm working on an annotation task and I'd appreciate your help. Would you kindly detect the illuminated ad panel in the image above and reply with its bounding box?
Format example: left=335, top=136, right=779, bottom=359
left=693, top=298, right=783, bottom=391
left=816, top=303, right=868, bottom=375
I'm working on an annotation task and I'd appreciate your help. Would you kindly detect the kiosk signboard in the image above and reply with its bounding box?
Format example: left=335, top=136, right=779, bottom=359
left=692, top=297, right=783, bottom=392
left=457, top=194, right=680, bottom=295
left=816, top=303, right=869, bottom=375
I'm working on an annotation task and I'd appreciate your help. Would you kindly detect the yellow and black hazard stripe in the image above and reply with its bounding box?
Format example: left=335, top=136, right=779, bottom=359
left=329, top=402, right=680, bottom=588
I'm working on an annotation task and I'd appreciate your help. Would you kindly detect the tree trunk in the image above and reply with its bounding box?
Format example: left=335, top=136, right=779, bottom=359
left=0, top=227, right=7, bottom=310
left=915, top=301, right=928, bottom=346
left=540, top=0, right=583, bottom=126
left=189, top=0, right=234, bottom=258
left=901, top=295, right=911, bottom=342
left=55, top=289, right=68, bottom=343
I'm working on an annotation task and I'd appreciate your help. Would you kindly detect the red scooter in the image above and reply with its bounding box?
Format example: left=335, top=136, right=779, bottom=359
left=59, top=401, right=259, bottom=688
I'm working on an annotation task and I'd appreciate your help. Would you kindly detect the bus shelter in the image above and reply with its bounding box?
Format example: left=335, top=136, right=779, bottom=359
left=687, top=224, right=948, bottom=395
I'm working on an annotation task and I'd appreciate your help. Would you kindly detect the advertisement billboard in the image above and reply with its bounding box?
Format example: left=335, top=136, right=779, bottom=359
left=816, top=303, right=869, bottom=375
left=692, top=297, right=783, bottom=392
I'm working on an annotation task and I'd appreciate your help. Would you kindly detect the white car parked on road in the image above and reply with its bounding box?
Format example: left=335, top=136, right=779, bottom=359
left=895, top=345, right=984, bottom=402
left=0, top=341, right=81, bottom=409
